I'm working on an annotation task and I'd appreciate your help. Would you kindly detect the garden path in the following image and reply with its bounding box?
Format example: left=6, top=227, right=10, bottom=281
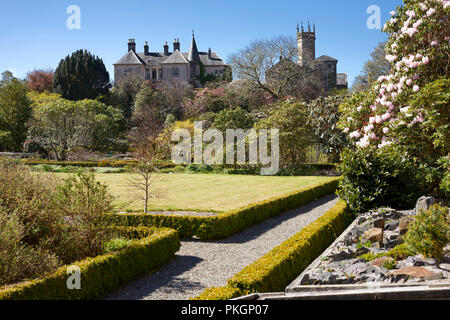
left=104, top=194, right=339, bottom=300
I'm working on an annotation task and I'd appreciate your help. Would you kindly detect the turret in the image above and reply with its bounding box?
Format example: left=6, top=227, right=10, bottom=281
left=297, top=22, right=316, bottom=67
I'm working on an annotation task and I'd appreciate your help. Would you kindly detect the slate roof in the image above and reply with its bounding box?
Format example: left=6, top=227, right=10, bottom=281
left=114, top=50, right=146, bottom=65
left=161, top=49, right=189, bottom=64
left=115, top=50, right=226, bottom=66
left=315, top=55, right=338, bottom=62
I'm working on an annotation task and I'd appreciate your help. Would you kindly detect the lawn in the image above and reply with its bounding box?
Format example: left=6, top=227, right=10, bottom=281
left=54, top=173, right=333, bottom=212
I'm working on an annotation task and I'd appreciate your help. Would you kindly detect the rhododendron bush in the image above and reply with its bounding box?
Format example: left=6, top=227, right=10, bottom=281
left=337, top=0, right=449, bottom=210
left=339, top=0, right=449, bottom=158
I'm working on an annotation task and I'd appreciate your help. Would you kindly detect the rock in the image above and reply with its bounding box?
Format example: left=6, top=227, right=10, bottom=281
left=415, top=196, right=435, bottom=215
left=371, top=257, right=394, bottom=267
left=398, top=216, right=413, bottom=236
left=329, top=249, right=354, bottom=261
left=383, top=230, right=400, bottom=247
left=385, top=220, right=399, bottom=231
left=398, top=256, right=426, bottom=268
left=363, top=227, right=383, bottom=245
left=388, top=266, right=443, bottom=280
left=373, top=218, right=385, bottom=229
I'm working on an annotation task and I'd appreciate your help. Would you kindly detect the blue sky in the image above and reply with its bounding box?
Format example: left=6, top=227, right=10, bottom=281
left=0, top=0, right=403, bottom=86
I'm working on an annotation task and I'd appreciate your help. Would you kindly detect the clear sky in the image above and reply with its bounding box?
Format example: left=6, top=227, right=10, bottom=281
left=0, top=0, right=403, bottom=86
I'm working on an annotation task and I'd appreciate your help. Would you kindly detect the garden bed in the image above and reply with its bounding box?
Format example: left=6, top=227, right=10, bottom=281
left=0, top=226, right=180, bottom=300
left=286, top=200, right=449, bottom=292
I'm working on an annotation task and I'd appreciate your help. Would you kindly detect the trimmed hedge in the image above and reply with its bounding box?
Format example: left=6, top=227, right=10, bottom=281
left=193, top=200, right=353, bottom=300
left=105, top=178, right=340, bottom=240
left=0, top=227, right=180, bottom=300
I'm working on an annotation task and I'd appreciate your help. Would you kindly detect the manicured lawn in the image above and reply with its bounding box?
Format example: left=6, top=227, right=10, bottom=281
left=54, top=173, right=333, bottom=212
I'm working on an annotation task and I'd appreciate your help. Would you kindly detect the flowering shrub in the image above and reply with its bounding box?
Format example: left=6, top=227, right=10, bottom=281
left=340, top=0, right=449, bottom=155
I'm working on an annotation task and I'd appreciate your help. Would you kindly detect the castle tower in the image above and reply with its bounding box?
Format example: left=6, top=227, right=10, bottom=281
left=297, top=22, right=316, bottom=67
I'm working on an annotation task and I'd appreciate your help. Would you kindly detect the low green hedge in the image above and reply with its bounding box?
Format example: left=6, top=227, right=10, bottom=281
left=0, top=227, right=180, bottom=300
left=105, top=178, right=340, bottom=240
left=193, top=200, right=353, bottom=300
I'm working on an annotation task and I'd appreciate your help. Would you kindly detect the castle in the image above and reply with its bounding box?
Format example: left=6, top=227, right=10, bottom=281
left=114, top=33, right=227, bottom=87
left=268, top=23, right=348, bottom=92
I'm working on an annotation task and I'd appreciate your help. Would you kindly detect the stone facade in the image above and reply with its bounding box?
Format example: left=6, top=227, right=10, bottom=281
left=267, top=24, right=347, bottom=92
left=114, top=35, right=227, bottom=87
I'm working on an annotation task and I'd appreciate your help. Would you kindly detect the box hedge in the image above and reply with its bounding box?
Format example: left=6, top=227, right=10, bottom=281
left=193, top=200, right=352, bottom=300
left=105, top=178, right=340, bottom=240
left=0, top=226, right=180, bottom=300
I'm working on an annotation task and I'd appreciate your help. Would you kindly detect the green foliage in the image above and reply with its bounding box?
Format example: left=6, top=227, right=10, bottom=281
left=403, top=204, right=450, bottom=262
left=191, top=286, right=243, bottom=300
left=104, top=178, right=339, bottom=239
left=359, top=243, right=415, bottom=262
left=0, top=227, right=180, bottom=300
left=382, top=259, right=397, bottom=270
left=0, top=71, right=32, bottom=151
left=306, top=95, right=349, bottom=162
left=255, top=99, right=314, bottom=168
left=53, top=50, right=110, bottom=101
left=337, top=145, right=425, bottom=213
left=212, top=107, right=254, bottom=132
left=103, top=238, right=132, bottom=254
left=28, top=98, right=124, bottom=160
left=194, top=200, right=352, bottom=299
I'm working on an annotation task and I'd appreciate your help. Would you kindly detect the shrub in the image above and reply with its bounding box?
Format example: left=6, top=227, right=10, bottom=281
left=0, top=212, right=60, bottom=287
left=403, top=204, right=450, bottom=262
left=337, top=145, right=425, bottom=213
left=50, top=172, right=115, bottom=263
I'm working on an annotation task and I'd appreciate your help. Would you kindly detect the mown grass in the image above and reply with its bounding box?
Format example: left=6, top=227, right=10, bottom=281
left=53, top=173, right=332, bottom=212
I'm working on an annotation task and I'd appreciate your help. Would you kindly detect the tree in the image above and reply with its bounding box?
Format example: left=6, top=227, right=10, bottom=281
left=0, top=71, right=32, bottom=151
left=157, top=80, right=195, bottom=120
left=53, top=50, right=111, bottom=100
left=212, top=107, right=254, bottom=132
left=29, top=99, right=124, bottom=160
left=255, top=99, right=314, bottom=168
left=26, top=69, right=54, bottom=93
left=228, top=36, right=297, bottom=98
left=306, top=94, right=350, bottom=162
left=352, top=42, right=391, bottom=92
left=107, top=74, right=144, bottom=120
left=225, top=80, right=268, bottom=112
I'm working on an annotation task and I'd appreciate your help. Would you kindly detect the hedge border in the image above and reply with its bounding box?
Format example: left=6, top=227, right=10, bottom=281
left=193, top=200, right=353, bottom=300
left=104, top=177, right=340, bottom=240
left=0, top=226, right=180, bottom=300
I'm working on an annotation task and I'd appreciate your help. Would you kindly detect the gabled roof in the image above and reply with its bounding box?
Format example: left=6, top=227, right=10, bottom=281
left=315, top=55, right=338, bottom=62
left=161, top=49, right=189, bottom=64
left=114, top=50, right=145, bottom=65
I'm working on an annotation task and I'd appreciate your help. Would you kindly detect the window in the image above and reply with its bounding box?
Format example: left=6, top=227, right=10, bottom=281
left=172, top=67, right=180, bottom=78
left=145, top=70, right=150, bottom=80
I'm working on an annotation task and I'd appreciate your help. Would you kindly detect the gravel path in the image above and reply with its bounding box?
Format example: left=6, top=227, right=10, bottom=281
left=105, top=194, right=339, bottom=300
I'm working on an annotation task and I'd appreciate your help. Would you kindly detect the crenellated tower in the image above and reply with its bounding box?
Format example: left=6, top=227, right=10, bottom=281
left=297, top=22, right=316, bottom=67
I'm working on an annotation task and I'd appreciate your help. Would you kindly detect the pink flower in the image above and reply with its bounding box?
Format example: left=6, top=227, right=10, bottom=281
left=369, top=117, right=376, bottom=124
left=382, top=113, right=391, bottom=121
left=426, top=8, right=436, bottom=17
left=369, top=133, right=378, bottom=140
left=413, top=74, right=419, bottom=80
left=383, top=127, right=389, bottom=134
left=357, top=105, right=363, bottom=112
left=406, top=28, right=417, bottom=37
left=431, top=40, right=438, bottom=46
left=376, top=115, right=383, bottom=124
left=445, top=2, right=450, bottom=9
left=422, top=56, right=430, bottom=64
left=413, top=85, right=420, bottom=92
left=350, top=131, right=360, bottom=139
left=343, top=127, right=350, bottom=133
left=386, top=54, right=397, bottom=62
left=406, top=79, right=413, bottom=86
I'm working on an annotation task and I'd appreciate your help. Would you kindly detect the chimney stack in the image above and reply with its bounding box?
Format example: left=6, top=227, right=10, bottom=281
left=144, top=41, right=149, bottom=55
left=173, top=38, right=180, bottom=51
left=128, top=39, right=136, bottom=53
left=208, top=48, right=212, bottom=59
left=164, top=41, right=169, bottom=55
